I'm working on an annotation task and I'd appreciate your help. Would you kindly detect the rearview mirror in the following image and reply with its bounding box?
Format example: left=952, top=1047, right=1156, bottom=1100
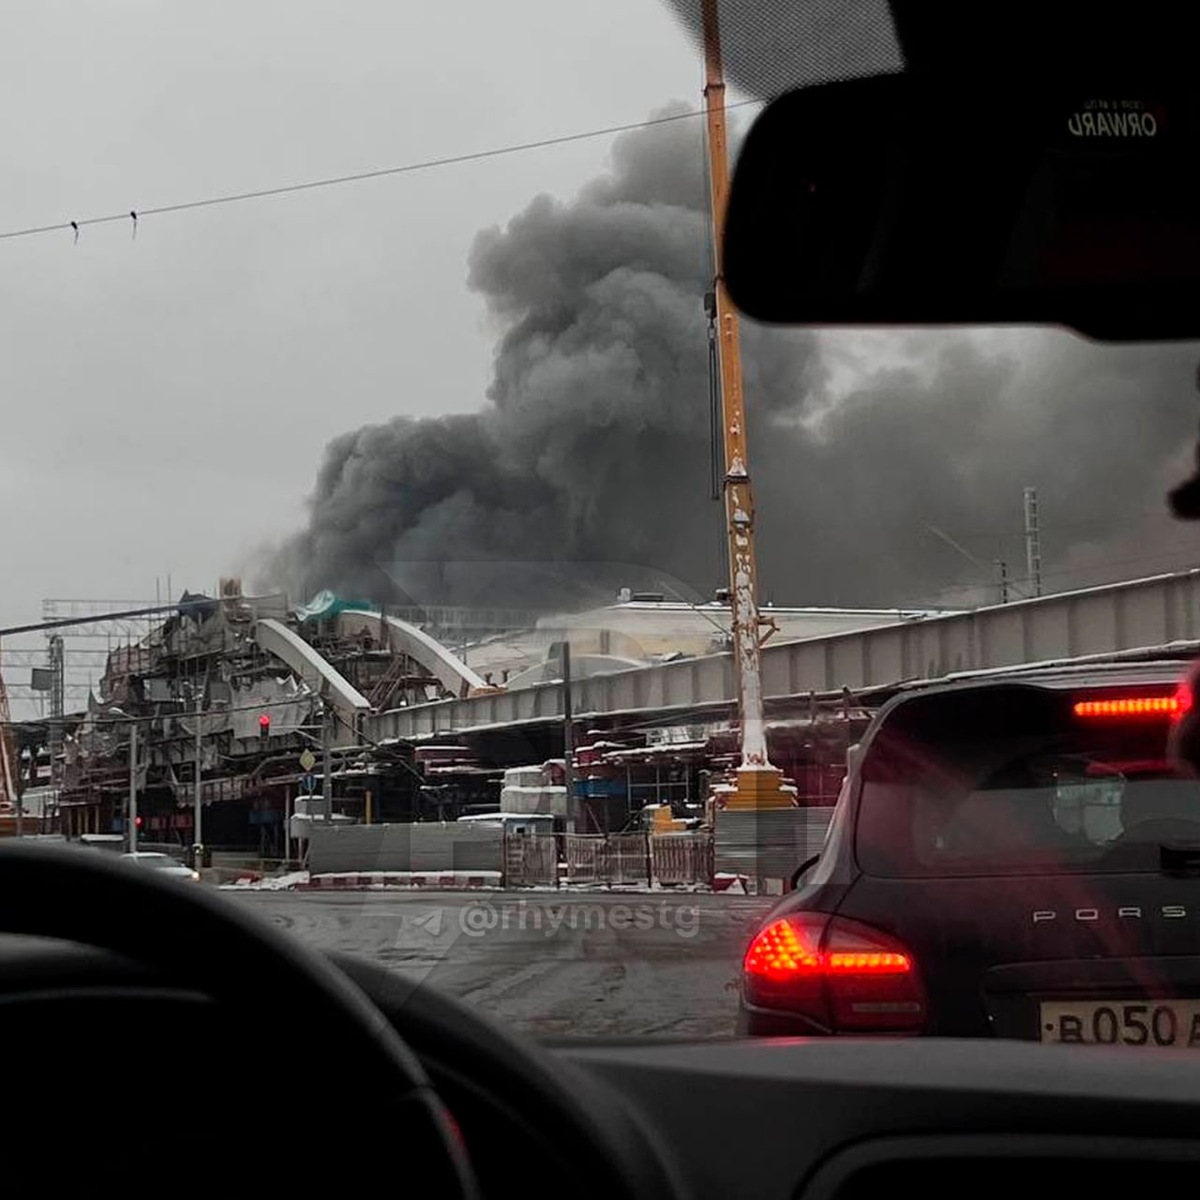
left=725, top=75, right=1200, bottom=341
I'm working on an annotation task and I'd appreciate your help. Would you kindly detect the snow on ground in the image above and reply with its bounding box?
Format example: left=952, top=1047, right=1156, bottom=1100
left=220, top=870, right=309, bottom=891
left=226, top=889, right=775, bottom=1038
left=220, top=870, right=720, bottom=894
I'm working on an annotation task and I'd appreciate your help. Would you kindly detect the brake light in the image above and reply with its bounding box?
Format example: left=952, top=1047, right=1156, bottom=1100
left=826, top=950, right=911, bottom=971
left=743, top=917, right=820, bottom=979
left=743, top=913, right=925, bottom=1033
left=1073, top=695, right=1183, bottom=718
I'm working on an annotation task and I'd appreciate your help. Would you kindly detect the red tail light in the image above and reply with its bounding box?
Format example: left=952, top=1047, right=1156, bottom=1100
left=743, top=913, right=925, bottom=1033
left=1073, top=695, right=1183, bottom=718
left=1176, top=677, right=1194, bottom=722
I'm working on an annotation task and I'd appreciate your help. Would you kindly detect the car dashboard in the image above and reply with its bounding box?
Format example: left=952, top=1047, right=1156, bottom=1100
left=557, top=1039, right=1200, bottom=1199
left=4, top=936, right=1200, bottom=1200
left=330, top=953, right=1200, bottom=1200
left=297, top=952, right=1200, bottom=1199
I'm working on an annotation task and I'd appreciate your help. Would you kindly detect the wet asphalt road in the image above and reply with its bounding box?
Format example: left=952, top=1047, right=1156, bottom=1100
left=228, top=890, right=775, bottom=1038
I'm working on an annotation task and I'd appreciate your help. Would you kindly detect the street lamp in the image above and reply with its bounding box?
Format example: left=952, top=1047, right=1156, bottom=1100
left=184, top=683, right=204, bottom=872
left=107, top=706, right=138, bottom=853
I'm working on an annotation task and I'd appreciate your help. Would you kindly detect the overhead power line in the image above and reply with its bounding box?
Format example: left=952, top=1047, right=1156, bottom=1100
left=0, top=100, right=763, bottom=245
left=329, top=707, right=424, bottom=783
left=0, top=691, right=320, bottom=730
left=916, top=540, right=1200, bottom=607
left=0, top=600, right=213, bottom=638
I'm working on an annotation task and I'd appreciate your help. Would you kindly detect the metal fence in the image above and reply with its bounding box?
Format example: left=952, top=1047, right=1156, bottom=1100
left=558, top=832, right=710, bottom=888
left=562, top=834, right=606, bottom=885
left=650, top=831, right=715, bottom=886
left=503, top=832, right=558, bottom=887
left=561, top=834, right=652, bottom=886
left=608, top=833, right=651, bottom=884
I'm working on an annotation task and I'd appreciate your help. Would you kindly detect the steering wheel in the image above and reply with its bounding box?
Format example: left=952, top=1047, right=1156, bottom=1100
left=0, top=841, right=477, bottom=1194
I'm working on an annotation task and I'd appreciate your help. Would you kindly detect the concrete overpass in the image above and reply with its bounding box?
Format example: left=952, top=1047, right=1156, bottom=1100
left=251, top=618, right=369, bottom=743
left=336, top=609, right=493, bottom=699
left=364, top=568, right=1200, bottom=739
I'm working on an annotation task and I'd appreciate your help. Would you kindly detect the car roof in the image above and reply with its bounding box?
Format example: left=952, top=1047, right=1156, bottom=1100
left=845, top=658, right=1192, bottom=772
left=861, top=658, right=1188, bottom=730
left=916, top=659, right=1186, bottom=693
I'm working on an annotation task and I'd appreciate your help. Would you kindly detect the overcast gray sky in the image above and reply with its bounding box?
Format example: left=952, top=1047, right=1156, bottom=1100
left=4, top=3, right=1199, bottom=720
left=0, top=0, right=702, bottom=632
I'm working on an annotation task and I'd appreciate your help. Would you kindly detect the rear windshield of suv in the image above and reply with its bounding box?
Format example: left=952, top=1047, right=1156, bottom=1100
left=855, top=681, right=1200, bottom=878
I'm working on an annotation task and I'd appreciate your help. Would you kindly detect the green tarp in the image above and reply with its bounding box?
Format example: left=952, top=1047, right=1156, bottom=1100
left=293, top=591, right=377, bottom=623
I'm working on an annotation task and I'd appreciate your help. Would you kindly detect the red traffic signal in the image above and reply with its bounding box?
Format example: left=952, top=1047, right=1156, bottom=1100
left=134, top=815, right=143, bottom=829
left=258, top=713, right=270, bottom=742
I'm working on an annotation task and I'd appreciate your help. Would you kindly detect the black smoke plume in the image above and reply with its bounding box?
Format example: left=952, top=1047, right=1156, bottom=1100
left=268, top=105, right=1200, bottom=612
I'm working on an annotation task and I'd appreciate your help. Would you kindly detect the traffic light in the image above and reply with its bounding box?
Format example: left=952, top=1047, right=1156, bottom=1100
left=258, top=713, right=271, bottom=744
left=134, top=815, right=143, bottom=830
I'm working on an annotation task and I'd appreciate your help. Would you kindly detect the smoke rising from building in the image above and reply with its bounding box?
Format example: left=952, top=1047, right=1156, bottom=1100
left=267, top=105, right=1200, bottom=612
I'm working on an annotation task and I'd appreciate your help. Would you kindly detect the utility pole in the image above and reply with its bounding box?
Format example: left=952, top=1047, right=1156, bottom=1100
left=1023, top=486, right=1043, bottom=597
left=0, top=641, right=18, bottom=826
left=561, top=642, right=576, bottom=832
left=193, top=691, right=203, bottom=861
left=48, top=634, right=64, bottom=823
left=46, top=634, right=65, bottom=833
left=128, top=718, right=138, bottom=854
left=321, top=701, right=333, bottom=827
left=285, top=787, right=293, bottom=864
left=701, top=0, right=791, bottom=811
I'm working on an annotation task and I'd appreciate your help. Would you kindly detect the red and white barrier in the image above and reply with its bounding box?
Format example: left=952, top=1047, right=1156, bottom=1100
left=712, top=872, right=750, bottom=894
left=299, top=870, right=501, bottom=891
left=227, top=867, right=755, bottom=894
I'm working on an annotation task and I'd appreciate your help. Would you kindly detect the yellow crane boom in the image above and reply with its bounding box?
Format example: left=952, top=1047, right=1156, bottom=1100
left=701, top=0, right=793, bottom=811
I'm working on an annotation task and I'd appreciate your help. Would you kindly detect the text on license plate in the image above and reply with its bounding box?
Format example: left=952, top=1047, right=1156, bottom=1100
left=1040, top=1000, right=1200, bottom=1046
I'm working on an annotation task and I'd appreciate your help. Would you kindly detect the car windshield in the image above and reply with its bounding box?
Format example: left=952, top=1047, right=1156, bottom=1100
left=3, top=2, right=1200, bottom=1050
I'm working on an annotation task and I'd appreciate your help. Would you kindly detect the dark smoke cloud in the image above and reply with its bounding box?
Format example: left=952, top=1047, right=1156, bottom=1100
left=268, top=105, right=1200, bottom=612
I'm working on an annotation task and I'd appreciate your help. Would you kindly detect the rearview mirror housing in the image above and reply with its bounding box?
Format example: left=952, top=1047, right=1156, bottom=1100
left=725, top=75, right=1200, bottom=342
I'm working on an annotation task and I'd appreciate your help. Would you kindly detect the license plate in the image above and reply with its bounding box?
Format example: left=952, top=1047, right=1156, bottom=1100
left=1040, top=1000, right=1200, bottom=1046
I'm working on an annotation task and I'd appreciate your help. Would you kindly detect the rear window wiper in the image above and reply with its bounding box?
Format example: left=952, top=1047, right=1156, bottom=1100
left=790, top=854, right=820, bottom=890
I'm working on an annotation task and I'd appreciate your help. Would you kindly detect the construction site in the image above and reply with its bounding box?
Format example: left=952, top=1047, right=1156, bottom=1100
left=2, top=560, right=1200, bottom=894
left=0, top=582, right=918, bottom=856
left=2, top=12, right=1198, bottom=892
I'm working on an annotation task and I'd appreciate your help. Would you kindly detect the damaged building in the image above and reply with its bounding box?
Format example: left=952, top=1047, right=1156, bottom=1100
left=42, top=580, right=498, bottom=853
left=3, top=583, right=913, bottom=853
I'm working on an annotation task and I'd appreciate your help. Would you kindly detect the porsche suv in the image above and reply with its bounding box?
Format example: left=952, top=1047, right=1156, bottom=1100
left=739, top=661, right=1200, bottom=1043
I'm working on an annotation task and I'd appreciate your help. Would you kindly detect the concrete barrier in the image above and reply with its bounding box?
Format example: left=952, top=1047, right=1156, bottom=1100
left=300, top=818, right=824, bottom=892
left=306, top=822, right=503, bottom=875
left=715, top=806, right=833, bottom=890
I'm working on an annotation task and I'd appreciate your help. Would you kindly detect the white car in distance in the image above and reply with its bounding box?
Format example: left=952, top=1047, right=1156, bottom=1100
left=121, top=851, right=201, bottom=882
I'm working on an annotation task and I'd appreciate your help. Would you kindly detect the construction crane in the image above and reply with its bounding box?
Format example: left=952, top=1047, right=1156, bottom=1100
left=701, top=0, right=793, bottom=811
